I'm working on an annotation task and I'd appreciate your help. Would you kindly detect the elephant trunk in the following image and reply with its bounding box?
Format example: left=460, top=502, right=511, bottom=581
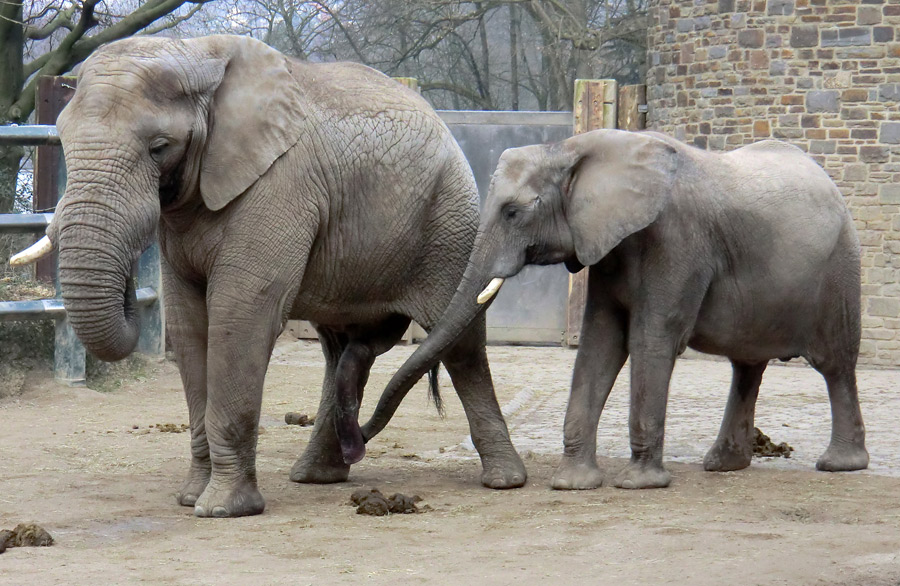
left=361, top=232, right=502, bottom=441
left=56, top=167, right=158, bottom=362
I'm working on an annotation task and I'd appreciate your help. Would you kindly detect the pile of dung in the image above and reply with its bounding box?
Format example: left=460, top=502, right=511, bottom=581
left=0, top=523, right=54, bottom=554
left=753, top=427, right=794, bottom=458
left=350, top=488, right=430, bottom=516
left=284, top=412, right=315, bottom=426
left=153, top=423, right=189, bottom=433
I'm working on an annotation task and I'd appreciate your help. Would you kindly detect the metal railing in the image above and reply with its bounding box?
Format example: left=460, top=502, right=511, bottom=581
left=0, top=125, right=164, bottom=386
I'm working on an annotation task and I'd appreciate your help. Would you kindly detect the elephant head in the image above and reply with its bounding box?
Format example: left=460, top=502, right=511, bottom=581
left=362, top=129, right=677, bottom=439
left=15, top=35, right=305, bottom=361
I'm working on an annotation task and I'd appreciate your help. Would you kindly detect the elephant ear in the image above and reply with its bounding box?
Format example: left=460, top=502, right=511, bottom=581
left=192, top=36, right=306, bottom=211
left=563, top=130, right=678, bottom=267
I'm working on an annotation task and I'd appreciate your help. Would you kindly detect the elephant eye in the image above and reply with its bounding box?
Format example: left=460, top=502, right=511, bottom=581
left=149, top=137, right=170, bottom=158
left=502, top=205, right=518, bottom=222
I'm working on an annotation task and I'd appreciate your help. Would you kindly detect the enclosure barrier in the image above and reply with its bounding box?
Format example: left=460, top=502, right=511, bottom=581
left=0, top=124, right=164, bottom=386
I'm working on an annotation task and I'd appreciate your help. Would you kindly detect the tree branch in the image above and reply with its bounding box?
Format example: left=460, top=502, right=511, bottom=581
left=420, top=80, right=494, bottom=109
left=139, top=3, right=205, bottom=36
left=11, top=0, right=207, bottom=122
left=24, top=5, right=76, bottom=40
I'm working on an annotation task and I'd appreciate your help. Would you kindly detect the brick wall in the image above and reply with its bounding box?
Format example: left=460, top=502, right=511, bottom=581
left=646, top=0, right=900, bottom=366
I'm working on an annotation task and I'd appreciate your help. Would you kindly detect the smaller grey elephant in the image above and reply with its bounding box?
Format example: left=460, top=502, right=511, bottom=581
left=363, top=129, right=868, bottom=490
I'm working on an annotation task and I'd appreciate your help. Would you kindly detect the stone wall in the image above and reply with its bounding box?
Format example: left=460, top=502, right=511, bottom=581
left=646, top=0, right=900, bottom=366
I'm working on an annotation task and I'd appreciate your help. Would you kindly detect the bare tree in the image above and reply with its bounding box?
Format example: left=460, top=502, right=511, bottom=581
left=313, top=0, right=648, bottom=111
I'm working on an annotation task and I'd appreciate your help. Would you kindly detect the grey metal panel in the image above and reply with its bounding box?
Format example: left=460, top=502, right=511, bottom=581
left=446, top=117, right=573, bottom=345
left=438, top=110, right=573, bottom=127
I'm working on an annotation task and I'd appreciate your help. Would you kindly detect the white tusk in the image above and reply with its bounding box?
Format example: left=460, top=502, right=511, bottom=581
left=9, top=236, right=53, bottom=267
left=477, top=277, right=505, bottom=304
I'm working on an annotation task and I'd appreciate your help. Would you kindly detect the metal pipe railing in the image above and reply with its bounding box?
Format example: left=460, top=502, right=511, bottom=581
left=0, top=125, right=60, bottom=146
left=0, top=213, right=53, bottom=234
left=0, top=287, right=158, bottom=322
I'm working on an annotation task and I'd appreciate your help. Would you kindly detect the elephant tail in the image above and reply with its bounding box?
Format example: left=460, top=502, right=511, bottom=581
left=428, top=363, right=443, bottom=416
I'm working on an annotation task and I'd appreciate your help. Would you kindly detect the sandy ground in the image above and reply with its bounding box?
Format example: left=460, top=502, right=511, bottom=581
left=1, top=337, right=899, bottom=585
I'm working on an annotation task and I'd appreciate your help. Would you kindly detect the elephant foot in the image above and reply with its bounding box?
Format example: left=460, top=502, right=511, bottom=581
left=551, top=456, right=603, bottom=490
left=290, top=452, right=350, bottom=484
left=703, top=440, right=752, bottom=472
left=816, top=441, right=869, bottom=472
left=479, top=453, right=527, bottom=489
left=176, top=465, right=211, bottom=507
left=612, top=460, right=671, bottom=490
left=193, top=477, right=265, bottom=518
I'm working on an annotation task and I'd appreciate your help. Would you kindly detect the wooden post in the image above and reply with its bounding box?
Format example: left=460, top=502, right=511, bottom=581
left=137, top=244, right=165, bottom=357
left=617, top=84, right=647, bottom=131
left=34, top=76, right=76, bottom=282
left=393, top=77, right=420, bottom=93
left=566, top=79, right=617, bottom=347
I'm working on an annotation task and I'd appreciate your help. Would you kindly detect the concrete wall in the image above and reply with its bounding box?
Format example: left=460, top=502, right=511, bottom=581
left=647, top=0, right=900, bottom=366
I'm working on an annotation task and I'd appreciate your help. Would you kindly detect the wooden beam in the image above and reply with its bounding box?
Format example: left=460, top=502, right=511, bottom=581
left=393, top=77, right=420, bottom=93
left=34, top=76, right=75, bottom=282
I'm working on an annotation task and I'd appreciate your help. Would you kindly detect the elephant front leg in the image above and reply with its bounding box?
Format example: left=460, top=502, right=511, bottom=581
left=703, top=360, right=767, bottom=472
left=163, top=267, right=211, bottom=507
left=552, top=281, right=627, bottom=490
left=175, top=335, right=211, bottom=507
left=612, top=320, right=678, bottom=490
left=193, top=307, right=282, bottom=518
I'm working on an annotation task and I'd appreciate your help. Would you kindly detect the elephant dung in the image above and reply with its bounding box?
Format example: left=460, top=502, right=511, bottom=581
left=350, top=488, right=428, bottom=516
left=154, top=423, right=189, bottom=433
left=753, top=427, right=794, bottom=458
left=0, top=523, right=54, bottom=553
left=284, top=412, right=315, bottom=426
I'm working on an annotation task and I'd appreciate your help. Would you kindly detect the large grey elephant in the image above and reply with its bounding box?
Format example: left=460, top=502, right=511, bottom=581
left=11, top=35, right=525, bottom=517
left=362, top=129, right=868, bottom=490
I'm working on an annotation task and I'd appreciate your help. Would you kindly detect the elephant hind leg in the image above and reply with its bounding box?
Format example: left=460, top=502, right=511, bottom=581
left=812, top=366, right=868, bottom=472
left=290, top=327, right=350, bottom=484
left=703, top=360, right=767, bottom=472
left=441, top=313, right=526, bottom=489
left=806, top=303, right=867, bottom=471
left=291, top=316, right=410, bottom=484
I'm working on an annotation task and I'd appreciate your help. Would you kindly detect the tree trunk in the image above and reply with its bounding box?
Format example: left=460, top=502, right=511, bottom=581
left=509, top=5, right=519, bottom=111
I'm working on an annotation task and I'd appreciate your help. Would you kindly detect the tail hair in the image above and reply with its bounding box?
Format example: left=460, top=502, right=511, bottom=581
left=427, top=364, right=443, bottom=416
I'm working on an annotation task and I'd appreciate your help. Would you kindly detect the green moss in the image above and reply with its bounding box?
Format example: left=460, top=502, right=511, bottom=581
left=0, top=276, right=55, bottom=397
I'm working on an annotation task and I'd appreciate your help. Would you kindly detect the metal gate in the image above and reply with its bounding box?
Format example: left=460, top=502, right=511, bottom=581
left=440, top=110, right=573, bottom=345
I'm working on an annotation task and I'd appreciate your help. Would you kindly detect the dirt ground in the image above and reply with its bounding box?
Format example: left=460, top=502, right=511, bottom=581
left=1, top=337, right=900, bottom=585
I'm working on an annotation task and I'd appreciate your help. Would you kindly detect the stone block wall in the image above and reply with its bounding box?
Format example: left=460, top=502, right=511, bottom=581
left=646, top=0, right=900, bottom=366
